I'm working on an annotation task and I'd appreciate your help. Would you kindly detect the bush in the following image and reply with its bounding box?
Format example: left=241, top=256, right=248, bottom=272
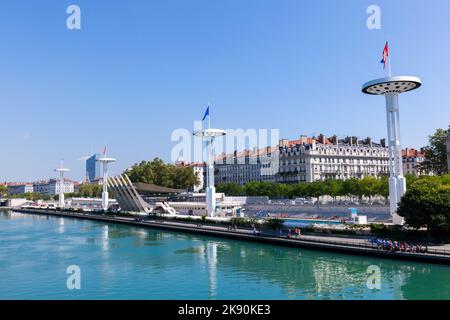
left=265, top=218, right=284, bottom=230
left=398, top=174, right=450, bottom=233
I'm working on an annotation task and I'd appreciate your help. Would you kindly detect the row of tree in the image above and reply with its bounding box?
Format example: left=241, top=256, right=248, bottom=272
left=216, top=176, right=394, bottom=201
left=126, top=158, right=198, bottom=189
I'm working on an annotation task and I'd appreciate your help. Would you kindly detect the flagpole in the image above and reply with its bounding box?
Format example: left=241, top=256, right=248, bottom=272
left=387, top=35, right=392, bottom=77
left=208, top=104, right=211, bottom=129
left=388, top=49, right=392, bottom=77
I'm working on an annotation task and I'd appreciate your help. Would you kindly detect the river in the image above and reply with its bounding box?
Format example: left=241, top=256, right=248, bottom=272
left=0, top=209, right=449, bottom=300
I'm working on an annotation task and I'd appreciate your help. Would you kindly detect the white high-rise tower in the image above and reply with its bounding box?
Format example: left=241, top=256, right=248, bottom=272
left=97, top=147, right=116, bottom=211
left=55, top=160, right=70, bottom=209
left=363, top=76, right=421, bottom=224
left=193, top=108, right=226, bottom=218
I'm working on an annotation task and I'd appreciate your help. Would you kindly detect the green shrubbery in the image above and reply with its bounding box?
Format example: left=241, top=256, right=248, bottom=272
left=398, top=174, right=450, bottom=233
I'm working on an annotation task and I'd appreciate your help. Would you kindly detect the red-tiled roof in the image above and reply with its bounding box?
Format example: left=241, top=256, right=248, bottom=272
left=402, top=148, right=424, bottom=158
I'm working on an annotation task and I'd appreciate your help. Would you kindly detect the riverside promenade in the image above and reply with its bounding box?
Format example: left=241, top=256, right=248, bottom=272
left=13, top=208, right=450, bottom=265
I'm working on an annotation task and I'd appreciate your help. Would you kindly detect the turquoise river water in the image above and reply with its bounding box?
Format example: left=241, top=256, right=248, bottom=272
left=0, top=209, right=449, bottom=300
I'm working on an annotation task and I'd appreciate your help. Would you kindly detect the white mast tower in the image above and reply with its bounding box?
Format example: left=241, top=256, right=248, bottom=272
left=97, top=147, right=116, bottom=211
left=55, top=160, right=70, bottom=209
left=193, top=108, right=226, bottom=218
left=362, top=76, right=421, bottom=224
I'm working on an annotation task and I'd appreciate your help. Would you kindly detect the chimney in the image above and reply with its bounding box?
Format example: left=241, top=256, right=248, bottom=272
left=299, top=135, right=308, bottom=145
left=279, top=139, right=289, bottom=148
left=329, top=135, right=338, bottom=145
left=380, top=138, right=386, bottom=147
left=318, top=134, right=325, bottom=144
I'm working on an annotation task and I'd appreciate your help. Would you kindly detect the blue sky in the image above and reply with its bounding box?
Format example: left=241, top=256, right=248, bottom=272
left=1, top=0, right=449, bottom=181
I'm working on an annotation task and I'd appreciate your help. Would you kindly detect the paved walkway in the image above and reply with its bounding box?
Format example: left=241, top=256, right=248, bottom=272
left=139, top=218, right=450, bottom=254
left=13, top=208, right=450, bottom=262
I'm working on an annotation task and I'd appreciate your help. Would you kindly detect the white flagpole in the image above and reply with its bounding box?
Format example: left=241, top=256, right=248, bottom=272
left=387, top=36, right=392, bottom=77
left=208, top=104, right=211, bottom=129
left=388, top=48, right=392, bottom=77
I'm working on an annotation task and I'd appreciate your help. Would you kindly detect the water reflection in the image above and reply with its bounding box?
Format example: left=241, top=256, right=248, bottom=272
left=2, top=210, right=449, bottom=300
left=101, top=221, right=450, bottom=300
left=166, top=235, right=449, bottom=299
left=206, top=243, right=217, bottom=299
left=57, top=218, right=65, bottom=234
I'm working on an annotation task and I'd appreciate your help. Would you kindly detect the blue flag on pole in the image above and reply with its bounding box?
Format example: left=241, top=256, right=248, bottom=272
left=202, top=106, right=210, bottom=121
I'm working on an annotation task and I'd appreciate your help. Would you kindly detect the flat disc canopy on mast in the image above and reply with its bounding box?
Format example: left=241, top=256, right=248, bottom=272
left=362, top=76, right=421, bottom=95
left=193, top=128, right=226, bottom=138
left=97, top=157, right=116, bottom=163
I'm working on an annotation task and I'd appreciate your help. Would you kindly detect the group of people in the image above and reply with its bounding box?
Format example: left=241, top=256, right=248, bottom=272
left=372, top=238, right=429, bottom=254
left=286, top=228, right=302, bottom=239
left=226, top=224, right=238, bottom=231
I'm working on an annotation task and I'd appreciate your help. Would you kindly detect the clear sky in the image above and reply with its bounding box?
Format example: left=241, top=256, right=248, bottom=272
left=1, top=0, right=449, bottom=182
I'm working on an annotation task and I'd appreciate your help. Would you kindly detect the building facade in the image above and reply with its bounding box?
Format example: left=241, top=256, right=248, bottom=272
left=191, top=162, right=205, bottom=192
left=402, top=148, right=426, bottom=176
left=214, top=147, right=279, bottom=185
left=7, top=183, right=34, bottom=195
left=278, top=135, right=389, bottom=183
left=86, top=154, right=102, bottom=182
left=174, top=160, right=206, bottom=192
left=33, top=179, right=75, bottom=196
left=213, top=134, right=391, bottom=185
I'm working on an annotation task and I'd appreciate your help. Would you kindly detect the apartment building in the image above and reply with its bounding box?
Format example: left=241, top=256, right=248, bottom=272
left=278, top=135, right=389, bottom=183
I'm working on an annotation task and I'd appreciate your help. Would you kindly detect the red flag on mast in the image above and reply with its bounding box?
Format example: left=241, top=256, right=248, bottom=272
left=380, top=41, right=389, bottom=69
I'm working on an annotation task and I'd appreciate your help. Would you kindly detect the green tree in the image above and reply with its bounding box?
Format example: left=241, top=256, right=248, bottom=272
left=127, top=158, right=197, bottom=189
left=397, top=174, right=450, bottom=232
left=0, top=185, right=8, bottom=197
left=342, top=178, right=360, bottom=201
left=324, top=179, right=343, bottom=203
left=306, top=181, right=326, bottom=202
left=78, top=183, right=102, bottom=198
left=420, top=125, right=450, bottom=175
left=291, top=183, right=308, bottom=199
left=359, top=176, right=380, bottom=203
left=216, top=183, right=244, bottom=196
left=376, top=176, right=389, bottom=200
